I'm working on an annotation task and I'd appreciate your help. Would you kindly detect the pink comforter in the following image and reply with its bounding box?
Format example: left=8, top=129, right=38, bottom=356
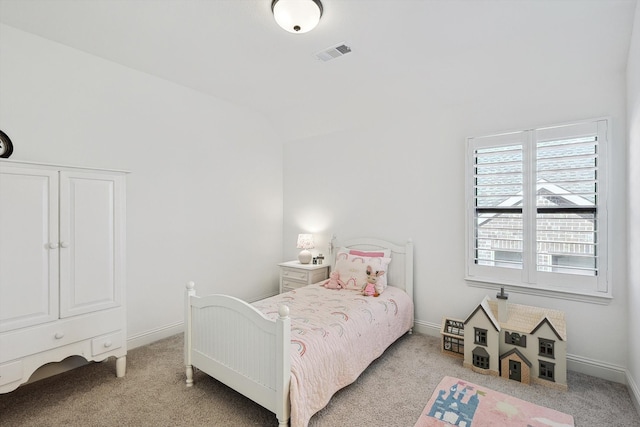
left=253, top=284, right=414, bottom=427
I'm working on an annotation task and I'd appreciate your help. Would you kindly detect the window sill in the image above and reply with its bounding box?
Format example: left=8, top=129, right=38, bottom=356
left=465, top=277, right=613, bottom=305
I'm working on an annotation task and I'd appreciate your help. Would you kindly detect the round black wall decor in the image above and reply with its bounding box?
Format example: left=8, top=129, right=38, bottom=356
left=0, top=130, right=13, bottom=158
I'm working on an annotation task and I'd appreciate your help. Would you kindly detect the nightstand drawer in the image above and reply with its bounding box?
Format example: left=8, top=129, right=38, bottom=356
left=281, top=267, right=309, bottom=282
left=282, top=280, right=303, bottom=293
left=278, top=261, right=330, bottom=294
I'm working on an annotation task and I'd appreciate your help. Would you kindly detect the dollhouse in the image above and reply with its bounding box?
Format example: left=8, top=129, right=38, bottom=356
left=460, top=289, right=568, bottom=390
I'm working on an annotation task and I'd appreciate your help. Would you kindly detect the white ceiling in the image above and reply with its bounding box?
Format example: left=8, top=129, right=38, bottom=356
left=0, top=0, right=637, bottom=142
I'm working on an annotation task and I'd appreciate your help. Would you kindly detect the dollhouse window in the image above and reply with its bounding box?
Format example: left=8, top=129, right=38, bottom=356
left=441, top=318, right=465, bottom=357
left=445, top=319, right=465, bottom=336
left=474, top=328, right=488, bottom=346
left=505, top=332, right=526, bottom=347
left=539, top=361, right=556, bottom=381
left=443, top=336, right=464, bottom=355
left=472, top=347, right=490, bottom=369
left=539, top=338, right=555, bottom=358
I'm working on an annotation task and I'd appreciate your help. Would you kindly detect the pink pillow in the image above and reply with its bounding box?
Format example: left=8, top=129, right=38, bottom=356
left=337, top=247, right=391, bottom=258
left=349, top=249, right=385, bottom=257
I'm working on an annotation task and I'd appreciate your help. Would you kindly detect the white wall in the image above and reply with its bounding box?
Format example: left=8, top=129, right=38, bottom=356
left=0, top=24, right=283, bottom=345
left=626, top=2, right=640, bottom=411
left=284, top=37, right=630, bottom=384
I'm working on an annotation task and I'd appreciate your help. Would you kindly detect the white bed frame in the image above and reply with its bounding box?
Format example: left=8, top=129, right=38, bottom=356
left=184, top=238, right=414, bottom=426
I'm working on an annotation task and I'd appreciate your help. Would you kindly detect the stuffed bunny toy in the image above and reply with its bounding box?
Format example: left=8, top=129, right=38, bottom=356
left=323, top=271, right=345, bottom=290
left=362, top=265, right=384, bottom=297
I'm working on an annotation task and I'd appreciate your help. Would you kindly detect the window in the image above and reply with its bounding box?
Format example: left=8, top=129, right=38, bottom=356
left=472, top=347, right=490, bottom=369
left=539, top=338, right=555, bottom=358
left=466, top=119, right=609, bottom=297
left=539, top=361, right=555, bottom=382
left=552, top=254, right=595, bottom=274
left=442, top=318, right=465, bottom=356
left=443, top=336, right=464, bottom=355
left=505, top=332, right=526, bottom=347
left=494, top=250, right=523, bottom=268
left=445, top=319, right=465, bottom=336
left=474, top=328, right=487, bottom=346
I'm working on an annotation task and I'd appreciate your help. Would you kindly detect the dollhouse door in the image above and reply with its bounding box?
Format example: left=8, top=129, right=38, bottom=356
left=509, top=360, right=521, bottom=382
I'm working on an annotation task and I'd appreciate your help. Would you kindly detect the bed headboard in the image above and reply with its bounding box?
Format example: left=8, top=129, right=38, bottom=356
left=331, top=237, right=414, bottom=302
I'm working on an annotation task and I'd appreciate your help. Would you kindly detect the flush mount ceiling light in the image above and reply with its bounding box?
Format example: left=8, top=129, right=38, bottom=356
left=272, top=0, right=323, bottom=34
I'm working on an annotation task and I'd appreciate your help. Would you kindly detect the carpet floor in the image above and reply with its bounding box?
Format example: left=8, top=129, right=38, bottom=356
left=0, top=333, right=638, bottom=426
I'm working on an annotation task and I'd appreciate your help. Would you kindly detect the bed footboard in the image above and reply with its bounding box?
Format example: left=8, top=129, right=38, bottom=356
left=185, top=282, right=291, bottom=426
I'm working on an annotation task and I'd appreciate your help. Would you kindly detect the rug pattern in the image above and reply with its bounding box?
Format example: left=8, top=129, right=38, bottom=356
left=414, top=376, right=574, bottom=427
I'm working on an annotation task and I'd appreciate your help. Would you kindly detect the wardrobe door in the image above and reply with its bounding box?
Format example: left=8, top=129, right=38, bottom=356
left=58, top=171, right=125, bottom=318
left=0, top=166, right=59, bottom=332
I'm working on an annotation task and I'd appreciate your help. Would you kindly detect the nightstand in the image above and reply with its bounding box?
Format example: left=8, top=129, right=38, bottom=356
left=278, top=261, right=330, bottom=293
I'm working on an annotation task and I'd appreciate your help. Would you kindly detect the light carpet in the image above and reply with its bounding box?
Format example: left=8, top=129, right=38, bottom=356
left=0, top=333, right=638, bottom=426
left=415, top=376, right=574, bottom=427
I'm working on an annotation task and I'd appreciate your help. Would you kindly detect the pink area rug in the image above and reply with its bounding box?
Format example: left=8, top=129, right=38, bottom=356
left=414, top=376, right=574, bottom=427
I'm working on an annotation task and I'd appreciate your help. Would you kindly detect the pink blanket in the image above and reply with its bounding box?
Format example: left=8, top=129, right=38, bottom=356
left=253, top=284, right=414, bottom=427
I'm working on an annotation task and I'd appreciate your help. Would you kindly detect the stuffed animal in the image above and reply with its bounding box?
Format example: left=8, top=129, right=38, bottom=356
left=323, top=271, right=345, bottom=290
left=362, top=265, right=384, bottom=297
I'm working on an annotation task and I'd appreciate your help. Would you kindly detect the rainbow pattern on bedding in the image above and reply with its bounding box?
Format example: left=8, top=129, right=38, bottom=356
left=252, top=284, right=414, bottom=427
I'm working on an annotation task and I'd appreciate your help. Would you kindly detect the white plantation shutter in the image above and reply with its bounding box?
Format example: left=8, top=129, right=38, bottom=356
left=474, top=140, right=524, bottom=268
left=467, top=131, right=527, bottom=285
left=466, top=119, right=609, bottom=297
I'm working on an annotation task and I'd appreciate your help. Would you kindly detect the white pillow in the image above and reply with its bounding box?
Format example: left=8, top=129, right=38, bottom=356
left=333, top=257, right=369, bottom=290
left=334, top=252, right=391, bottom=292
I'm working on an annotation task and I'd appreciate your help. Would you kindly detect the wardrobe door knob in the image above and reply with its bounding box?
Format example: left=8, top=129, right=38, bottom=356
left=49, top=242, right=59, bottom=249
left=60, top=241, right=69, bottom=248
left=54, top=332, right=64, bottom=339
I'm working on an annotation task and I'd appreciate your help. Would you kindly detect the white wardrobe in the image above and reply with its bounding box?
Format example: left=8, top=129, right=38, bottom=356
left=0, top=160, right=127, bottom=393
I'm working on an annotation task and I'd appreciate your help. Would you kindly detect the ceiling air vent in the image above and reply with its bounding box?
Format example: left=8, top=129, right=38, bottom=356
left=315, top=43, right=352, bottom=62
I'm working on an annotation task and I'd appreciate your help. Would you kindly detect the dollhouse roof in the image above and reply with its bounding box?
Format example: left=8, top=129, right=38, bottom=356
left=464, top=296, right=501, bottom=332
left=465, top=296, right=567, bottom=341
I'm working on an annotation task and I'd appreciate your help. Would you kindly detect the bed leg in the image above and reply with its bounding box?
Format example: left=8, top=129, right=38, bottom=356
left=277, top=417, right=289, bottom=427
left=116, top=355, right=126, bottom=377
left=409, top=328, right=413, bottom=335
left=186, top=365, right=193, bottom=387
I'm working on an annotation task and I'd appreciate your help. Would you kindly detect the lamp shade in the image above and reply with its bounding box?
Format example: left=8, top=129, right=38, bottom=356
left=296, top=234, right=314, bottom=249
left=272, top=0, right=323, bottom=34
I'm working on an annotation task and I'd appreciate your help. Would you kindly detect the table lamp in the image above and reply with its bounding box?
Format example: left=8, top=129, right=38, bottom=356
left=296, top=234, right=314, bottom=264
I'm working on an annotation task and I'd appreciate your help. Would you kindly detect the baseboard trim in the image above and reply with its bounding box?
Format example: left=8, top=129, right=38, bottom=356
left=127, top=322, right=184, bottom=350
left=413, top=319, right=441, bottom=337
left=412, top=318, right=628, bottom=384
left=566, top=353, right=627, bottom=384
left=627, top=370, right=640, bottom=416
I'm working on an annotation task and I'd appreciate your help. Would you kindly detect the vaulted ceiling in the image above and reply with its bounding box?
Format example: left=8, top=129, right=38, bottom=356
left=0, top=0, right=636, bottom=142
